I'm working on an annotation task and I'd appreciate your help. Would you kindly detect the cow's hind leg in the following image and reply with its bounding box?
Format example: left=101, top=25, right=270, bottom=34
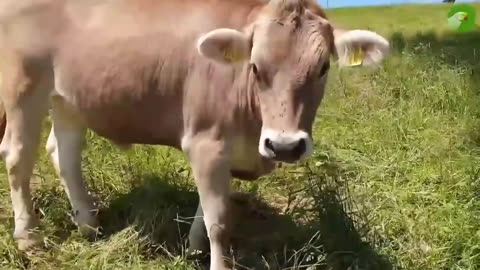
left=0, top=56, right=52, bottom=250
left=187, top=202, right=209, bottom=256
left=46, top=96, right=99, bottom=236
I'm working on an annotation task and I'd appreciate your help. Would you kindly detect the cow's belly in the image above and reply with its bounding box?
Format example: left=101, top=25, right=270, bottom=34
left=50, top=92, right=183, bottom=148
left=51, top=77, right=184, bottom=148
left=51, top=34, right=186, bottom=147
left=83, top=109, right=183, bottom=148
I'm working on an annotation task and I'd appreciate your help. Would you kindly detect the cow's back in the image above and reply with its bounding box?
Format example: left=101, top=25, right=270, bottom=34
left=0, top=0, right=67, bottom=60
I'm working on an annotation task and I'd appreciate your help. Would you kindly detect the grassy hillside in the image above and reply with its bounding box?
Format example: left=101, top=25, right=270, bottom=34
left=1, top=3, right=480, bottom=270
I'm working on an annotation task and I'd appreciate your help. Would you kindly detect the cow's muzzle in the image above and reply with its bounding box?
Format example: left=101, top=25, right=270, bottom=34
left=258, top=129, right=313, bottom=163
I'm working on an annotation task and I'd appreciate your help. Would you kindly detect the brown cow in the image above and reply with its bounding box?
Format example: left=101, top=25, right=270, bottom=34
left=0, top=0, right=390, bottom=269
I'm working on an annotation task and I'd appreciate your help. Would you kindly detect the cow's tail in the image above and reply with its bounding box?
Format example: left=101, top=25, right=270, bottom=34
left=0, top=101, right=5, bottom=143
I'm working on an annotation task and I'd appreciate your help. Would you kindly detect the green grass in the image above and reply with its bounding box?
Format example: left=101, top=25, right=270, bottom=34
left=1, top=2, right=480, bottom=270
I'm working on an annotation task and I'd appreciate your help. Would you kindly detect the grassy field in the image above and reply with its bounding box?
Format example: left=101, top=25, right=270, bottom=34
left=1, top=3, right=480, bottom=270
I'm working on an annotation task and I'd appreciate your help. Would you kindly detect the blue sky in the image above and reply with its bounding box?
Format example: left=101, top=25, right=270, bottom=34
left=317, top=0, right=479, bottom=9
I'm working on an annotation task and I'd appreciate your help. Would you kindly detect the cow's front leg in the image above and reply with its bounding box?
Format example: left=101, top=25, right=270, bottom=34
left=188, top=138, right=232, bottom=270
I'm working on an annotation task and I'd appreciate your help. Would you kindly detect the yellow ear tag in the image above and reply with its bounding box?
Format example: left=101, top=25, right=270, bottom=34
left=223, top=49, right=243, bottom=63
left=348, top=47, right=364, bottom=66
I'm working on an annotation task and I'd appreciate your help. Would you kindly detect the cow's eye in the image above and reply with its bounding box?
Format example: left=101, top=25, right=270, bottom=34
left=251, top=63, right=261, bottom=81
left=319, top=61, right=330, bottom=78
left=251, top=63, right=259, bottom=76
left=250, top=63, right=271, bottom=88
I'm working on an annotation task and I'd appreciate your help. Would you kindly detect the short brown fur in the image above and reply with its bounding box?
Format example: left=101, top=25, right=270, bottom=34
left=0, top=1, right=389, bottom=269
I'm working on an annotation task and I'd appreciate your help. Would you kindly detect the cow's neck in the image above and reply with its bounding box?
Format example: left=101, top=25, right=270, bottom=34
left=225, top=65, right=274, bottom=178
left=228, top=65, right=262, bottom=138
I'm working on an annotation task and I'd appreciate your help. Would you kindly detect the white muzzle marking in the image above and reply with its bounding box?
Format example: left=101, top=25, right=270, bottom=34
left=258, top=128, right=313, bottom=161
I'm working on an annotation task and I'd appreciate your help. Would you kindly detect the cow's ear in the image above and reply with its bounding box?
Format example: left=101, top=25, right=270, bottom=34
left=196, top=28, right=251, bottom=64
left=332, top=28, right=390, bottom=67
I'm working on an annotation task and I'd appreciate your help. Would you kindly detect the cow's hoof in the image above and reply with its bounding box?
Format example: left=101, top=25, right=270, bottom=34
left=75, top=210, right=100, bottom=239
left=15, top=232, right=43, bottom=251
left=186, top=249, right=209, bottom=265
left=78, top=223, right=101, bottom=240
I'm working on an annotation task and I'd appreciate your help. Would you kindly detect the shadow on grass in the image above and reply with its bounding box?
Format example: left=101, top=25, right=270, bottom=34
left=97, top=175, right=199, bottom=255
left=389, top=30, right=480, bottom=86
left=94, top=159, right=395, bottom=270
left=266, top=156, right=394, bottom=270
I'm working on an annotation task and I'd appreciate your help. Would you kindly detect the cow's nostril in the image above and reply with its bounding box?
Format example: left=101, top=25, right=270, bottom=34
left=293, top=138, right=306, bottom=158
left=265, top=138, right=275, bottom=152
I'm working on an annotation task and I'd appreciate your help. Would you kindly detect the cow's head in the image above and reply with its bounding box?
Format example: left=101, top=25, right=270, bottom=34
left=196, top=0, right=389, bottom=163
